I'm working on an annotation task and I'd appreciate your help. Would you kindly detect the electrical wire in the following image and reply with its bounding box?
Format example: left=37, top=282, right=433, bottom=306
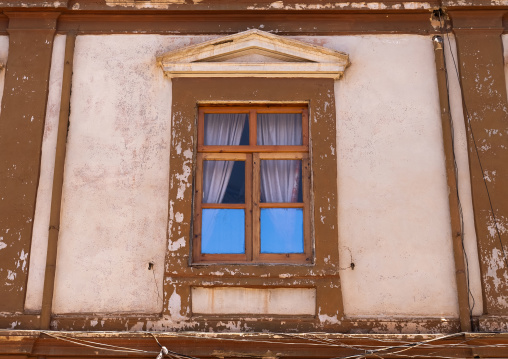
left=151, top=264, right=162, bottom=305
left=338, top=247, right=355, bottom=271
left=39, top=330, right=508, bottom=358
left=438, top=10, right=508, bottom=273
left=42, top=331, right=200, bottom=359
left=281, top=332, right=364, bottom=351
left=149, top=332, right=201, bottom=359
left=42, top=331, right=159, bottom=354
left=436, top=11, right=475, bottom=327
left=326, top=332, right=464, bottom=359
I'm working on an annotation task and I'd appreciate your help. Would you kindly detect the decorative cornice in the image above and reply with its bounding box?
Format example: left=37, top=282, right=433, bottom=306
left=158, top=29, right=350, bottom=79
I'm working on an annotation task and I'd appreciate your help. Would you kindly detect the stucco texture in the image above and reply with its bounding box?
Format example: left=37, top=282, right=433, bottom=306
left=33, top=34, right=482, bottom=318
left=51, top=36, right=214, bottom=313
left=293, top=35, right=470, bottom=317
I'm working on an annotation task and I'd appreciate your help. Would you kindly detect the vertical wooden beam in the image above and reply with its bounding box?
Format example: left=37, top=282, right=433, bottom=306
left=40, top=32, right=76, bottom=330
left=450, top=10, right=508, bottom=331
left=432, top=35, right=471, bottom=332
left=0, top=12, right=58, bottom=312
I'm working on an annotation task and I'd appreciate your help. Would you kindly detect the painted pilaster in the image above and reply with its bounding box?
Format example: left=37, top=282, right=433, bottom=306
left=0, top=12, right=58, bottom=311
left=450, top=10, right=508, bottom=331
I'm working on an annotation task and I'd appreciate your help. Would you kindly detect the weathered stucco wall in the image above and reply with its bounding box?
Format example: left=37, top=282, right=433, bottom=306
left=24, top=34, right=66, bottom=312
left=191, top=287, right=316, bottom=315
left=35, top=34, right=482, bottom=318
left=51, top=35, right=202, bottom=314
left=332, top=35, right=457, bottom=317
left=290, top=34, right=482, bottom=317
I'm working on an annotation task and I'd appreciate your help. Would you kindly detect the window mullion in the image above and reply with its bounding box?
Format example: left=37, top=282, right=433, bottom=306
left=245, top=154, right=253, bottom=262
left=249, top=109, right=257, bottom=146
left=302, top=108, right=309, bottom=146
left=252, top=152, right=260, bottom=262
left=193, top=153, right=204, bottom=261
left=303, top=154, right=312, bottom=262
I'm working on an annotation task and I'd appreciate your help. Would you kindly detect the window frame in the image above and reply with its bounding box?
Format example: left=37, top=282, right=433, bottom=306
left=165, top=77, right=344, bottom=327
left=193, top=105, right=312, bottom=264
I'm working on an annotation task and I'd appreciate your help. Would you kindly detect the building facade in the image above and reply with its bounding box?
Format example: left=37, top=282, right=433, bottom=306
left=1, top=1, right=508, bottom=358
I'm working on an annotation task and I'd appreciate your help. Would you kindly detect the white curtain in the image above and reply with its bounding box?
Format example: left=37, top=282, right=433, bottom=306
left=203, top=114, right=246, bottom=204
left=258, top=114, right=302, bottom=203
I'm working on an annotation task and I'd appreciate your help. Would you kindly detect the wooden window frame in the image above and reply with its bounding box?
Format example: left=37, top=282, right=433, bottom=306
left=193, top=105, right=312, bottom=264
left=166, top=78, right=344, bottom=327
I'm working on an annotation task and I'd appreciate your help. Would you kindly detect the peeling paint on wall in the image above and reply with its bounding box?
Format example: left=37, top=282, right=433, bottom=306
left=243, top=1, right=433, bottom=10
left=106, top=0, right=203, bottom=9
left=441, top=34, right=484, bottom=317
left=51, top=35, right=194, bottom=314
left=11, top=33, right=483, bottom=328
left=301, top=34, right=463, bottom=317
left=24, top=34, right=67, bottom=312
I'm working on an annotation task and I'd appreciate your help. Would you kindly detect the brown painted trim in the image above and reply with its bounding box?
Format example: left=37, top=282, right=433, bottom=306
left=432, top=35, right=471, bottom=333
left=449, top=10, right=506, bottom=29
left=0, top=0, right=506, bottom=12
left=0, top=314, right=40, bottom=330
left=452, top=16, right=508, bottom=316
left=166, top=78, right=344, bottom=330
left=4, top=12, right=60, bottom=29
left=0, top=313, right=462, bottom=333
left=453, top=28, right=504, bottom=36
left=478, top=315, right=508, bottom=332
left=40, top=32, right=76, bottom=330
left=11, top=330, right=508, bottom=358
left=0, top=12, right=57, bottom=312
left=0, top=14, right=8, bottom=34
left=55, top=12, right=440, bottom=35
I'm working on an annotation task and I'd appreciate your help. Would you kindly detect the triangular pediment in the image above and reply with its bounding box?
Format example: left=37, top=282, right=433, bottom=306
left=157, top=29, right=350, bottom=79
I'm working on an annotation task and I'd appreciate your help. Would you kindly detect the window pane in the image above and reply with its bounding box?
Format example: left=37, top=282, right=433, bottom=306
left=203, top=161, right=245, bottom=204
left=260, top=208, right=304, bottom=253
left=204, top=113, right=249, bottom=146
left=260, top=160, right=302, bottom=203
left=257, top=113, right=302, bottom=145
left=202, top=209, right=245, bottom=254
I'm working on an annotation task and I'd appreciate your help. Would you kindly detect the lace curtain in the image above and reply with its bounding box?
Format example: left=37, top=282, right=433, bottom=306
left=202, top=113, right=246, bottom=203
left=257, top=113, right=302, bottom=203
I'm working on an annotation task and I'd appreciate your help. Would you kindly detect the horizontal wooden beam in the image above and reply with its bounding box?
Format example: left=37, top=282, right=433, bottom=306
left=2, top=331, right=508, bottom=358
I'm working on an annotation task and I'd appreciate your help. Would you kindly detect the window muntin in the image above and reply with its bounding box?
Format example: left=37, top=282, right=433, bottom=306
left=194, top=106, right=311, bottom=264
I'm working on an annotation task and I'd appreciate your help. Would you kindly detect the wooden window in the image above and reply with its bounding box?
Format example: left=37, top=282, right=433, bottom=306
left=193, top=105, right=311, bottom=264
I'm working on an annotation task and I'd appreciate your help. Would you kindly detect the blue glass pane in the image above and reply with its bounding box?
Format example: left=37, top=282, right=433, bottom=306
left=260, top=208, right=304, bottom=253
left=202, top=209, right=245, bottom=254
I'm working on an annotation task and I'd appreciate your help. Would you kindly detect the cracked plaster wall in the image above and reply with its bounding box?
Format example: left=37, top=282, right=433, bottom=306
left=25, top=34, right=482, bottom=317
